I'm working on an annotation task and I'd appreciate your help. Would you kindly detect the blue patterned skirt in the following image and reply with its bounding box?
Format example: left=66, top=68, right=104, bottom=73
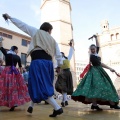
left=28, top=59, right=54, bottom=103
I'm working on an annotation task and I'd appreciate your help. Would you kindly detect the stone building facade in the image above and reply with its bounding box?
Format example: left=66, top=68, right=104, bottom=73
left=98, top=20, right=120, bottom=91
left=75, top=60, right=87, bottom=84
left=0, top=27, right=31, bottom=67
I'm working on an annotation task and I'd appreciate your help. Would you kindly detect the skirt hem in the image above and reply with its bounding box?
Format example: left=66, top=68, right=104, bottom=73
left=72, top=95, right=119, bottom=106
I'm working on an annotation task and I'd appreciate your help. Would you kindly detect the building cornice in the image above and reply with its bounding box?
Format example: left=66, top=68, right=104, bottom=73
left=40, top=0, right=71, bottom=10
left=110, top=26, right=120, bottom=31
left=0, top=27, right=31, bottom=40
left=100, top=40, right=120, bottom=47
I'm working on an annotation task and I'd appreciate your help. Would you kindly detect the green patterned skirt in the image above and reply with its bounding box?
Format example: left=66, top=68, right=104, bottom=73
left=72, top=66, right=119, bottom=105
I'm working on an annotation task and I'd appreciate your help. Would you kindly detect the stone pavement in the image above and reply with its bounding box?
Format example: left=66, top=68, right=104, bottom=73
left=0, top=100, right=120, bottom=120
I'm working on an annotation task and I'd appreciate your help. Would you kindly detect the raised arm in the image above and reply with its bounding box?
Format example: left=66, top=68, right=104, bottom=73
left=93, top=35, right=100, bottom=47
left=67, top=41, right=74, bottom=61
left=55, top=43, right=63, bottom=67
left=3, top=14, right=37, bottom=37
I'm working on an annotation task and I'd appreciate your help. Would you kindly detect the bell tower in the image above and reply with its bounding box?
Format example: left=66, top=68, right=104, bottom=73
left=101, top=20, right=109, bottom=33
left=41, top=0, right=77, bottom=89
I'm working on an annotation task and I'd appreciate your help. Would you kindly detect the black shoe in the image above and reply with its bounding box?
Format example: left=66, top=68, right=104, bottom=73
left=65, top=101, right=68, bottom=106
left=45, top=101, right=49, bottom=105
left=27, top=106, right=33, bottom=113
left=110, top=105, right=120, bottom=109
left=61, top=102, right=65, bottom=107
left=49, top=108, right=63, bottom=117
left=91, top=105, right=103, bottom=111
left=9, top=106, right=17, bottom=111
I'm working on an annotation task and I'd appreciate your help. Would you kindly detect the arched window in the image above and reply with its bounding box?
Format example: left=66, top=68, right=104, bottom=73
left=116, top=33, right=119, bottom=39
left=111, top=34, right=114, bottom=40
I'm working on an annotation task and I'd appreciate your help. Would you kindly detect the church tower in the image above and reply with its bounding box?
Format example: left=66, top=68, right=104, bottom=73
left=41, top=0, right=77, bottom=88
left=101, top=20, right=109, bottom=33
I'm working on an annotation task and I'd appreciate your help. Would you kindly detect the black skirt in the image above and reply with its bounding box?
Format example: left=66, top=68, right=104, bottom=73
left=55, top=69, right=73, bottom=95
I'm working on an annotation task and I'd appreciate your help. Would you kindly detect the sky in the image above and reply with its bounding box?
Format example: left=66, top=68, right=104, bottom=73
left=0, top=0, right=120, bottom=60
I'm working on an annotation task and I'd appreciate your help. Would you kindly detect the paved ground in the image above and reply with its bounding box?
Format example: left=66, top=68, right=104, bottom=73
left=0, top=100, right=120, bottom=120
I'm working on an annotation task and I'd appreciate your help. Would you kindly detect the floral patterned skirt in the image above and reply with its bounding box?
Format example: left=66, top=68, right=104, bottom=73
left=72, top=66, right=119, bottom=105
left=0, top=67, right=30, bottom=108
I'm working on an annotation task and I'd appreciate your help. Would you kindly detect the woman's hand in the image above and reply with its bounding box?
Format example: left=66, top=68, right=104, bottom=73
left=69, top=39, right=73, bottom=47
left=56, top=67, right=61, bottom=73
left=93, top=35, right=97, bottom=38
left=19, top=67, right=23, bottom=74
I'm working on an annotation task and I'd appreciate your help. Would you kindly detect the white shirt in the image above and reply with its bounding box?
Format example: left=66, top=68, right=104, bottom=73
left=67, top=46, right=74, bottom=61
left=10, top=18, right=63, bottom=67
left=62, top=46, right=74, bottom=61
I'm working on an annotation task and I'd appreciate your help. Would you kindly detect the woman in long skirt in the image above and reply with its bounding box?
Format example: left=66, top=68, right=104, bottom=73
left=72, top=35, right=120, bottom=110
left=55, top=42, right=74, bottom=107
left=0, top=40, right=30, bottom=111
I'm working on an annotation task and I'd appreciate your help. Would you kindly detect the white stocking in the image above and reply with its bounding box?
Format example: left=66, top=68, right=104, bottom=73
left=29, top=101, right=34, bottom=108
left=46, top=97, right=61, bottom=110
left=62, top=92, right=67, bottom=102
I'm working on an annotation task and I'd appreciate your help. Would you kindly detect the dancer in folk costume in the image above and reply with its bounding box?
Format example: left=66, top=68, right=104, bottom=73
left=3, top=13, right=63, bottom=117
left=55, top=41, right=74, bottom=107
left=0, top=38, right=30, bottom=111
left=72, top=35, right=120, bottom=110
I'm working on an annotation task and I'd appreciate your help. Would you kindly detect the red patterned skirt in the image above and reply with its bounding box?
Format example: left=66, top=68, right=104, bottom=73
left=0, top=67, right=31, bottom=108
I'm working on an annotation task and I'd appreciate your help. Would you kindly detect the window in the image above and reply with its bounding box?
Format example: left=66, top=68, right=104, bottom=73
left=0, top=32, right=12, bottom=39
left=7, top=35, right=12, bottom=39
left=22, top=39, right=30, bottom=46
left=111, top=34, right=114, bottom=40
left=22, top=39, right=27, bottom=46
left=3, top=33, right=7, bottom=37
left=21, top=53, right=27, bottom=66
left=116, top=33, right=119, bottom=39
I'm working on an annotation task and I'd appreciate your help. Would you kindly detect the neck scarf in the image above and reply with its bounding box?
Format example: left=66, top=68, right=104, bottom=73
left=7, top=50, right=16, bottom=55
left=91, top=53, right=99, bottom=56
